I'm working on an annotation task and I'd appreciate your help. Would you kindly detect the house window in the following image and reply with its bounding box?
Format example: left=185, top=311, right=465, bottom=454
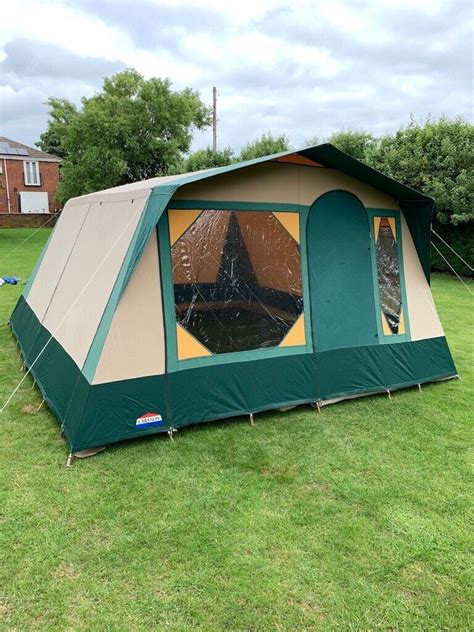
left=23, top=161, right=40, bottom=186
left=169, top=209, right=305, bottom=360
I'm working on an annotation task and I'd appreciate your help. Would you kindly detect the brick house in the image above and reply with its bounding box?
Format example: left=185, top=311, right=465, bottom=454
left=0, top=137, right=61, bottom=214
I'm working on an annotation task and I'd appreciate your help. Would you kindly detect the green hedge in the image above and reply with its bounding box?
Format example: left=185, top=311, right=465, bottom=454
left=430, top=222, right=474, bottom=278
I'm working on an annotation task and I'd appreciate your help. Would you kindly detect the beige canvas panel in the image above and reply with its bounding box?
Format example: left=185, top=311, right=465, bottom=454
left=401, top=213, right=444, bottom=341
left=93, top=231, right=165, bottom=384
left=26, top=202, right=91, bottom=321
left=173, top=162, right=400, bottom=210
left=67, top=188, right=151, bottom=207
left=42, top=197, right=146, bottom=369
left=66, top=168, right=217, bottom=206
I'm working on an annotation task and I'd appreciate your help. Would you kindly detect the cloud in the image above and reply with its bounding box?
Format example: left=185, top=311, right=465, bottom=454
left=0, top=38, right=125, bottom=83
left=0, top=37, right=126, bottom=146
left=72, top=0, right=227, bottom=52
left=1, top=0, right=472, bottom=150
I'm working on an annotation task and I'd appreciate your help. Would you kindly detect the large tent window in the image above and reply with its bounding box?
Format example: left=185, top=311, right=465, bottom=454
left=170, top=210, right=304, bottom=356
left=374, top=216, right=404, bottom=335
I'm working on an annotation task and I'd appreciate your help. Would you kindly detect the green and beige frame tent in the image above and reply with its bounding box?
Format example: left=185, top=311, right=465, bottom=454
left=10, top=144, right=457, bottom=454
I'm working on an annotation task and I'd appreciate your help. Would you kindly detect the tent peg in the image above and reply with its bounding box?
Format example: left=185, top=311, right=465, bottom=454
left=65, top=452, right=74, bottom=467
left=249, top=413, right=255, bottom=426
left=386, top=389, right=392, bottom=401
left=418, top=383, right=422, bottom=393
left=167, top=427, right=177, bottom=441
left=36, top=399, right=44, bottom=412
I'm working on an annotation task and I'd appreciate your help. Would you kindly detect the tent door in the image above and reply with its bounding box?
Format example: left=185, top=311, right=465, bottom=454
left=307, top=191, right=378, bottom=352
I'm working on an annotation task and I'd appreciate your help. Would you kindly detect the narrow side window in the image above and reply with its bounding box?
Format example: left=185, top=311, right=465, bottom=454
left=373, top=215, right=406, bottom=337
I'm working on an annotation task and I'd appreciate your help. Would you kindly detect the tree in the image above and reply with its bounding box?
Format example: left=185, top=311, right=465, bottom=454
left=182, top=146, right=235, bottom=173
left=238, top=133, right=291, bottom=161
left=304, top=136, right=320, bottom=147
left=36, top=98, right=78, bottom=159
left=327, top=117, right=473, bottom=226
left=367, top=116, right=473, bottom=225
left=328, top=130, right=376, bottom=163
left=41, top=69, right=211, bottom=203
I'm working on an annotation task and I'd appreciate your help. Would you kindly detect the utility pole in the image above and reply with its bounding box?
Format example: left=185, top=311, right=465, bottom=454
left=212, top=86, right=217, bottom=152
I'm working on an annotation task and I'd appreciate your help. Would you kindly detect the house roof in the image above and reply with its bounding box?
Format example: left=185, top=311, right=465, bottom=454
left=0, top=137, right=61, bottom=161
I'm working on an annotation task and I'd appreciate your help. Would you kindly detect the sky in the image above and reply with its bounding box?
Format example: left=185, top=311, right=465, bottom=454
left=0, top=0, right=472, bottom=152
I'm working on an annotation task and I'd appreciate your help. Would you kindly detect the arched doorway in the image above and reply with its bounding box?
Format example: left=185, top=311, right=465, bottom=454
left=307, top=191, right=378, bottom=352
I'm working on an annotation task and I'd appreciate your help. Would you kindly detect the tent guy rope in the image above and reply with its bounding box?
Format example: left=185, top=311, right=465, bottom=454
left=0, top=204, right=143, bottom=413
left=431, top=228, right=473, bottom=272
left=431, top=241, right=473, bottom=296
left=0, top=213, right=57, bottom=266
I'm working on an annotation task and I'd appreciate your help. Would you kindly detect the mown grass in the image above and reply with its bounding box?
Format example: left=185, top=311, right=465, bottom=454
left=0, top=228, right=472, bottom=631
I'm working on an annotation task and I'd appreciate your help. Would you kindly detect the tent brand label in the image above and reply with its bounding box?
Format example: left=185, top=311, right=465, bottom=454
left=136, top=413, right=163, bottom=428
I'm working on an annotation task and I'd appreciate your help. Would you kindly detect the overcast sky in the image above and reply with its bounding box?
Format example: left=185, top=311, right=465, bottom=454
left=0, top=0, right=472, bottom=152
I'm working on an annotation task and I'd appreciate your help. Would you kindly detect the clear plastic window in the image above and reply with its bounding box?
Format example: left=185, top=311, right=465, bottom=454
left=171, top=210, right=303, bottom=355
left=375, top=217, right=402, bottom=335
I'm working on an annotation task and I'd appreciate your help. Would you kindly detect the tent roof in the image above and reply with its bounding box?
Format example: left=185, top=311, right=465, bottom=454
left=76, top=143, right=431, bottom=204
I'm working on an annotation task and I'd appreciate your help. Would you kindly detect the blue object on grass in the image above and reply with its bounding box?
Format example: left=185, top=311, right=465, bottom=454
left=0, top=276, right=20, bottom=285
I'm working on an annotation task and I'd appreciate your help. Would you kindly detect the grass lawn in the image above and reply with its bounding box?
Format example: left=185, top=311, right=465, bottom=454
left=1, top=228, right=472, bottom=631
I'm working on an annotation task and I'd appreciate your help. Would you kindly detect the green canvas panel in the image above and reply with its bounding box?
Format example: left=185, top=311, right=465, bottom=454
left=11, top=299, right=457, bottom=452
left=317, top=336, right=457, bottom=400
left=74, top=337, right=455, bottom=450
left=166, top=353, right=318, bottom=427
left=72, top=374, right=169, bottom=452
left=308, top=191, right=378, bottom=351
left=10, top=297, right=89, bottom=450
left=400, top=199, right=433, bottom=282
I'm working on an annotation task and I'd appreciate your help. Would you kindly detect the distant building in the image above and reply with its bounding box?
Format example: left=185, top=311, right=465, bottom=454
left=0, top=137, right=61, bottom=214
